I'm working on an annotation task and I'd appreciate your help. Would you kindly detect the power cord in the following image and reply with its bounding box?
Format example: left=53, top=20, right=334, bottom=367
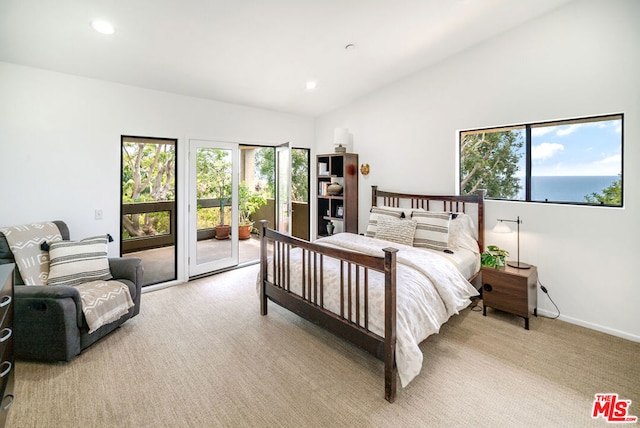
left=539, top=278, right=560, bottom=319
left=469, top=295, right=483, bottom=312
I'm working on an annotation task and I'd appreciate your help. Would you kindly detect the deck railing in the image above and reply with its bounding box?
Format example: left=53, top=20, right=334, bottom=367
left=121, top=201, right=177, bottom=253
left=122, top=198, right=307, bottom=254
left=122, top=199, right=230, bottom=253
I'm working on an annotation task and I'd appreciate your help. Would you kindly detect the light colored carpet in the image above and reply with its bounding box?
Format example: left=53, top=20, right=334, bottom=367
left=9, top=265, right=640, bottom=427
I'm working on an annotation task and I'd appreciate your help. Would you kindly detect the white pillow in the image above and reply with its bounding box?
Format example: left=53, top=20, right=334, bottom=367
left=411, top=211, right=451, bottom=251
left=365, top=206, right=406, bottom=238
left=375, top=217, right=417, bottom=246
left=47, top=235, right=113, bottom=286
left=448, top=213, right=480, bottom=254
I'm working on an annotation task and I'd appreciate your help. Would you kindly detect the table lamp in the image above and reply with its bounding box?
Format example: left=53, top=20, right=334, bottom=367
left=493, top=216, right=530, bottom=269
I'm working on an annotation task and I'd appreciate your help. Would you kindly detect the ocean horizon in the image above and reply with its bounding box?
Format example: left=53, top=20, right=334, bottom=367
left=516, top=175, right=618, bottom=202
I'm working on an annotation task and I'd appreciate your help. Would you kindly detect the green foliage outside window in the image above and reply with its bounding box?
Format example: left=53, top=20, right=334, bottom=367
left=585, top=178, right=621, bottom=205
left=460, top=130, right=523, bottom=199
left=255, top=147, right=309, bottom=202
left=122, top=141, right=175, bottom=238
left=122, top=144, right=309, bottom=236
left=196, top=148, right=232, bottom=226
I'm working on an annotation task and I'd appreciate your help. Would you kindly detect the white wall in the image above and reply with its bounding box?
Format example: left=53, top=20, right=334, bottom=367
left=315, top=0, right=640, bottom=341
left=0, top=62, right=314, bottom=281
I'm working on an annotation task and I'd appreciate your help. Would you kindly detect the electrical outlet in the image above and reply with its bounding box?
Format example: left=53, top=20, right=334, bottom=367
left=95, top=209, right=103, bottom=220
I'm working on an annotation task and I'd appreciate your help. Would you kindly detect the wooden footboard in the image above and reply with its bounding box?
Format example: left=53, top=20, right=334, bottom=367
left=259, top=220, right=399, bottom=402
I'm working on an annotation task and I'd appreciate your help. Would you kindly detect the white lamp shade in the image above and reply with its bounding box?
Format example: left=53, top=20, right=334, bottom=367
left=493, top=222, right=512, bottom=233
left=334, top=128, right=349, bottom=145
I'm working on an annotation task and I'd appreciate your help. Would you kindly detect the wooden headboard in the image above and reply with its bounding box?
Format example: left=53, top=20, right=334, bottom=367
left=371, top=185, right=485, bottom=252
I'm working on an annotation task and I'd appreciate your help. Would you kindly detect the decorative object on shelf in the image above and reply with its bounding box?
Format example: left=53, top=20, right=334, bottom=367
left=481, top=245, right=509, bottom=269
left=360, top=163, right=370, bottom=175
left=493, top=216, right=531, bottom=269
left=334, top=127, right=349, bottom=153
left=326, top=221, right=335, bottom=235
left=327, top=182, right=343, bottom=196
left=318, top=162, right=329, bottom=176
left=336, top=205, right=344, bottom=218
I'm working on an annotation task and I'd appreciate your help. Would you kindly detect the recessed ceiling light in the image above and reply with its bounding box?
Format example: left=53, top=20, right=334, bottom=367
left=306, top=81, right=317, bottom=90
left=91, top=20, right=115, bottom=35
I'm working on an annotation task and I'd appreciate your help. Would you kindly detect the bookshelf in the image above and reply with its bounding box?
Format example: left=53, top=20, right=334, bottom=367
left=316, top=152, right=358, bottom=237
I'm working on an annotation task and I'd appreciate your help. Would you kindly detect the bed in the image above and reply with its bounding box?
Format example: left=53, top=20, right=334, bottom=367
left=258, top=186, right=484, bottom=402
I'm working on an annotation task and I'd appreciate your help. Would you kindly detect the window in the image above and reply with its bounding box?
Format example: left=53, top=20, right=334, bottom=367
left=460, top=114, right=623, bottom=207
left=121, top=135, right=178, bottom=286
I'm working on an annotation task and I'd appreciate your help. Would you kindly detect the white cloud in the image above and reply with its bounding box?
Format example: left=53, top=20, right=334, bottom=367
left=556, top=124, right=583, bottom=136
left=531, top=127, right=553, bottom=137
left=596, top=154, right=621, bottom=168
left=532, top=142, right=564, bottom=160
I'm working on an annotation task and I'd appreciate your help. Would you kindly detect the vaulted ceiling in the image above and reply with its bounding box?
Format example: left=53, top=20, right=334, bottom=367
left=0, top=0, right=573, bottom=117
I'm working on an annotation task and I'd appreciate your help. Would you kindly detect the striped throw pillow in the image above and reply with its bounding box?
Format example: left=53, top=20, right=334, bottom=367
left=375, top=217, right=417, bottom=246
left=47, top=235, right=113, bottom=286
left=411, top=211, right=452, bottom=251
left=365, top=206, right=406, bottom=238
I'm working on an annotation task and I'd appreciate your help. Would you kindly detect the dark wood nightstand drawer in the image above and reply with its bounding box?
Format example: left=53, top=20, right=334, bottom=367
left=483, top=269, right=529, bottom=316
left=482, top=265, right=538, bottom=330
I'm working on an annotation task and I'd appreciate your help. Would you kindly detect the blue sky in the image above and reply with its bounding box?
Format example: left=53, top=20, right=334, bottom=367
left=516, top=118, right=622, bottom=177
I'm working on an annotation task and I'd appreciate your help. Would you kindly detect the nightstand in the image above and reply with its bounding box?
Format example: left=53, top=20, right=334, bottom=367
left=482, top=265, right=538, bottom=330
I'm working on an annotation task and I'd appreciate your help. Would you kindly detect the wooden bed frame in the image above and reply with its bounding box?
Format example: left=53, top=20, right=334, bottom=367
left=259, top=186, right=484, bottom=402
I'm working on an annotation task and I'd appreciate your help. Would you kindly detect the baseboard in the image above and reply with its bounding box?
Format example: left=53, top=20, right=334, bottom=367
left=536, top=308, right=640, bottom=343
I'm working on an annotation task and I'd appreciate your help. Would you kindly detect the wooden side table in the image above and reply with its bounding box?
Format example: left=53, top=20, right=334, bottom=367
left=482, top=264, right=538, bottom=330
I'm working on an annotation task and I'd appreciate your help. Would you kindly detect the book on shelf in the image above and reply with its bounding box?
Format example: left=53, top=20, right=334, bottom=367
left=318, top=181, right=329, bottom=196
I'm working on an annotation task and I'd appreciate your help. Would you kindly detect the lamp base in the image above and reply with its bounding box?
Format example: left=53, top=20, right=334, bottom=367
left=507, top=261, right=531, bottom=269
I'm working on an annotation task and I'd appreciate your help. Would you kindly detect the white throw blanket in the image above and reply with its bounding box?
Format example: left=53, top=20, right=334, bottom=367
left=75, top=280, right=135, bottom=333
left=261, top=233, right=479, bottom=387
left=0, top=222, right=61, bottom=285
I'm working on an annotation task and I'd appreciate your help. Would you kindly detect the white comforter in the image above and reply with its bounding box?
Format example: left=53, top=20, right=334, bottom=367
left=263, top=233, right=479, bottom=388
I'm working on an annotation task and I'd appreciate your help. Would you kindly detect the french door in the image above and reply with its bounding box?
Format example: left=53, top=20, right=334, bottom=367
left=275, top=142, right=292, bottom=235
left=189, top=139, right=239, bottom=276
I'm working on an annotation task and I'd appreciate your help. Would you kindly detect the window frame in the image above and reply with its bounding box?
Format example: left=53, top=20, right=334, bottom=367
left=459, top=113, right=624, bottom=208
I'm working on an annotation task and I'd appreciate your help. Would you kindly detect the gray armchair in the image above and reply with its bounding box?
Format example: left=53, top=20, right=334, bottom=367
left=0, top=221, right=143, bottom=362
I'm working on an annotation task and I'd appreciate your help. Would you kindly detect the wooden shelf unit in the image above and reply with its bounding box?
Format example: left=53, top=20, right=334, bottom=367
left=316, top=153, right=358, bottom=237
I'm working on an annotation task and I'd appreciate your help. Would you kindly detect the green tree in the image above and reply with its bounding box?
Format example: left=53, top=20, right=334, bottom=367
left=255, top=148, right=309, bottom=202
left=122, top=142, right=175, bottom=237
left=196, top=148, right=232, bottom=226
left=585, top=178, right=621, bottom=205
left=460, top=130, right=523, bottom=198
